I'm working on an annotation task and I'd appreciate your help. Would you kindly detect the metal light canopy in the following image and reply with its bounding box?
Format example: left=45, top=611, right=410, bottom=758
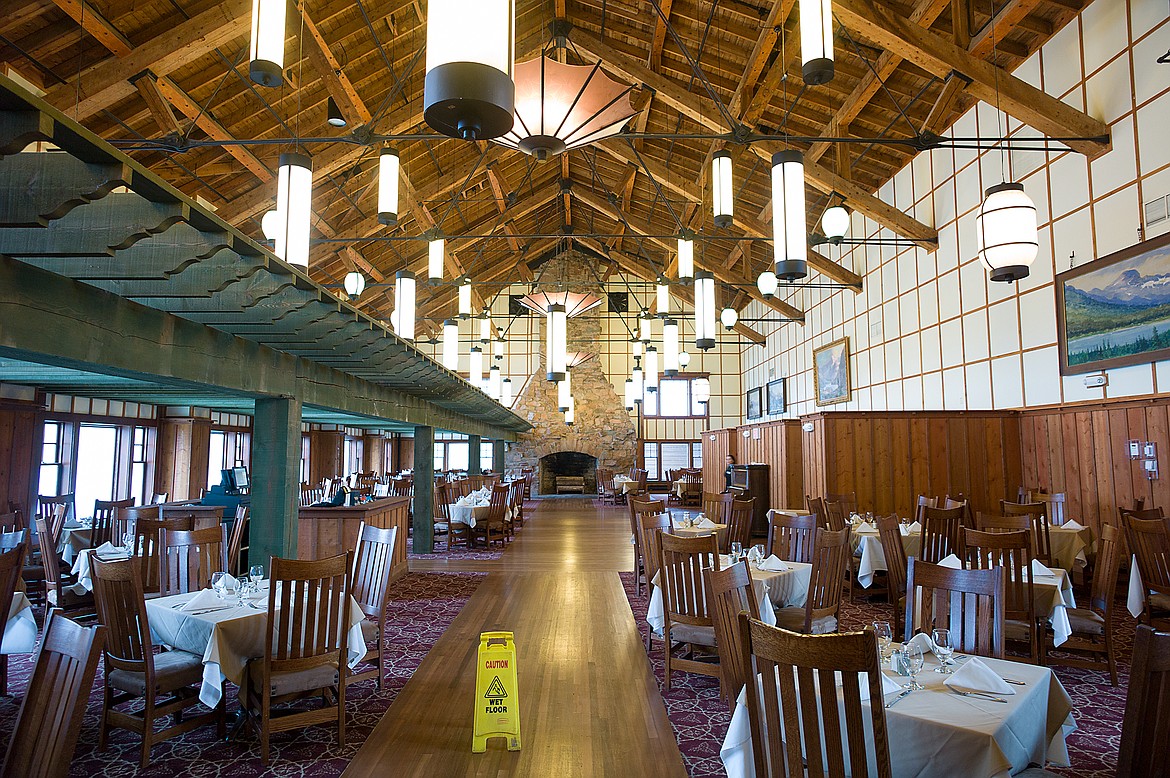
left=977, top=182, right=1038, bottom=282
left=517, top=290, right=603, bottom=318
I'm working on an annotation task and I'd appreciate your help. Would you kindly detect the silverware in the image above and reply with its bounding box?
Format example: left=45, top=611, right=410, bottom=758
left=1001, top=677, right=1026, bottom=686
left=885, top=689, right=912, bottom=708
left=184, top=605, right=235, bottom=616
left=951, top=689, right=1008, bottom=703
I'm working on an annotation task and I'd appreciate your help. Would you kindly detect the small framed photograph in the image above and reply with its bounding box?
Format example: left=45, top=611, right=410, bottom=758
left=766, top=378, right=786, bottom=414
left=746, top=387, right=763, bottom=419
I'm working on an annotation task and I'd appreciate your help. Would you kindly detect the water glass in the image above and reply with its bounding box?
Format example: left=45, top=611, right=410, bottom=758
left=904, top=645, right=925, bottom=690
left=121, top=531, right=134, bottom=554
left=932, top=628, right=954, bottom=673
left=210, top=571, right=226, bottom=599
left=872, top=621, right=893, bottom=660
left=222, top=575, right=238, bottom=602
left=249, top=564, right=264, bottom=586
left=730, top=542, right=743, bottom=562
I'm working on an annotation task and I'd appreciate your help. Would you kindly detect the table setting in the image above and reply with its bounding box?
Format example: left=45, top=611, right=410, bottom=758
left=1, top=590, right=36, bottom=656
left=447, top=487, right=492, bottom=528
left=59, top=517, right=94, bottom=564
left=1047, top=520, right=1093, bottom=572
left=71, top=533, right=138, bottom=592
left=671, top=513, right=729, bottom=546
left=849, top=515, right=923, bottom=589
left=613, top=475, right=637, bottom=494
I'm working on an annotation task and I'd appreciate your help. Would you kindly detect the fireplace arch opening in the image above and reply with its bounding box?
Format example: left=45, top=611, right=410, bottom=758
left=539, top=451, right=598, bottom=495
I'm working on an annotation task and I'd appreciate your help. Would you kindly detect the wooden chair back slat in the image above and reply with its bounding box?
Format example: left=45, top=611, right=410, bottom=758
left=724, top=499, right=754, bottom=553
left=963, top=528, right=1035, bottom=624
left=159, top=525, right=228, bottom=596
left=91, top=498, right=135, bottom=549
left=703, top=492, right=735, bottom=523
left=90, top=556, right=153, bottom=673
left=919, top=506, right=964, bottom=564
left=134, top=516, right=194, bottom=595
left=914, top=494, right=938, bottom=524
left=707, top=562, right=761, bottom=708
left=998, top=501, right=1052, bottom=563
left=876, top=515, right=908, bottom=632
left=905, top=557, right=1004, bottom=658
left=806, top=496, right=827, bottom=527
left=1118, top=625, right=1170, bottom=777
left=638, top=511, right=673, bottom=592
left=800, top=527, right=850, bottom=633
left=37, top=495, right=73, bottom=532
left=1028, top=491, right=1067, bottom=526
left=352, top=523, right=398, bottom=621
left=827, top=492, right=859, bottom=517
left=34, top=517, right=66, bottom=602
left=267, top=552, right=351, bottom=670
left=765, top=511, right=817, bottom=563
left=228, top=506, right=249, bottom=576
left=1091, top=523, right=1125, bottom=614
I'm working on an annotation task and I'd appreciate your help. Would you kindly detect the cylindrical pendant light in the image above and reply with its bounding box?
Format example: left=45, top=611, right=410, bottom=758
left=458, top=277, right=473, bottom=319
left=677, top=231, right=695, bottom=280
left=821, top=204, right=849, bottom=244
left=248, top=0, right=286, bottom=87
left=645, top=346, right=659, bottom=392
left=662, top=318, right=680, bottom=376
left=545, top=302, right=567, bottom=382
left=394, top=270, right=416, bottom=341
left=694, top=271, right=717, bottom=350
left=470, top=346, right=484, bottom=386
left=501, top=377, right=513, bottom=406
left=441, top=318, right=459, bottom=370
left=771, top=150, right=808, bottom=281
left=693, top=377, right=711, bottom=404
left=275, top=153, right=312, bottom=268
left=630, top=336, right=643, bottom=359
left=478, top=310, right=492, bottom=344
left=488, top=364, right=502, bottom=400
left=631, top=358, right=644, bottom=401
left=493, top=337, right=505, bottom=359
left=428, top=233, right=445, bottom=282
left=344, top=271, right=366, bottom=298
left=378, top=148, right=400, bottom=225
left=678, top=349, right=691, bottom=368
left=564, top=397, right=575, bottom=426
left=712, top=150, right=734, bottom=228
left=557, top=372, right=572, bottom=412
left=624, top=378, right=636, bottom=410
left=757, top=270, right=779, bottom=298
left=639, top=310, right=655, bottom=344
left=800, top=0, right=835, bottom=85
left=656, top=276, right=671, bottom=316
left=424, top=0, right=515, bottom=140
left=976, top=182, right=1039, bottom=283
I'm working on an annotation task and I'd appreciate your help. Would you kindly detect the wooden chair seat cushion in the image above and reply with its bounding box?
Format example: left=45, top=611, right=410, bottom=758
left=1064, top=607, right=1106, bottom=636
left=433, top=522, right=449, bottom=532
left=1148, top=592, right=1170, bottom=612
left=360, top=619, right=380, bottom=644
left=249, top=661, right=339, bottom=697
left=668, top=623, right=716, bottom=646
left=1004, top=618, right=1038, bottom=642
left=773, top=609, right=838, bottom=634
left=109, top=649, right=204, bottom=696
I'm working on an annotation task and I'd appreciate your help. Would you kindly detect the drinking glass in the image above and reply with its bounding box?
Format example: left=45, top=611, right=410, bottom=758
left=223, top=575, right=238, bottom=603
left=932, top=628, right=954, bottom=673
left=250, top=564, right=264, bottom=586
left=121, top=530, right=134, bottom=554
left=751, top=544, right=765, bottom=561
left=872, top=621, right=893, bottom=660
left=730, top=542, right=743, bottom=562
left=211, top=571, right=226, bottom=599
left=904, top=645, right=925, bottom=690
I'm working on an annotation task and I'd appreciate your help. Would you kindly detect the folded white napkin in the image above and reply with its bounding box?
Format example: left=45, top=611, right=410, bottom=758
left=944, top=657, right=1015, bottom=695
left=746, top=546, right=764, bottom=566
left=1030, top=558, right=1057, bottom=579
left=695, top=517, right=716, bottom=529
left=757, top=555, right=789, bottom=572
left=841, top=671, right=902, bottom=701
left=906, top=520, right=923, bottom=533
left=857, top=521, right=876, bottom=534
left=937, top=554, right=963, bottom=569
left=180, top=588, right=225, bottom=612
left=899, top=523, right=911, bottom=536
left=63, top=519, right=84, bottom=530
left=905, top=632, right=938, bottom=655
left=1061, top=520, right=1085, bottom=531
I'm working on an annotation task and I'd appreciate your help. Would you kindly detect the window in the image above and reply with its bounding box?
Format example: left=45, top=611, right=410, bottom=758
left=446, top=442, right=469, bottom=471
left=641, top=376, right=708, bottom=418
left=301, top=435, right=311, bottom=484
left=643, top=442, right=659, bottom=481
left=39, top=421, right=66, bottom=496
left=481, top=442, right=494, bottom=472
left=130, top=426, right=148, bottom=504
left=343, top=436, right=363, bottom=474
left=208, top=430, right=227, bottom=489
left=75, top=424, right=118, bottom=519
left=642, top=440, right=702, bottom=480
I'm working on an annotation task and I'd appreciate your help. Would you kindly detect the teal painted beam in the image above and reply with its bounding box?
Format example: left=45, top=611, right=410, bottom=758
left=412, top=425, right=435, bottom=554
left=251, top=396, right=301, bottom=565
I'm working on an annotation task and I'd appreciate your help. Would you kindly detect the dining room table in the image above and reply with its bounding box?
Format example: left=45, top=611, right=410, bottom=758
left=1047, top=521, right=1094, bottom=572
left=1, top=590, right=36, bottom=656
left=59, top=517, right=95, bottom=564
left=70, top=541, right=129, bottom=591
left=612, top=475, right=638, bottom=494
left=720, top=647, right=1075, bottom=777
left=851, top=520, right=923, bottom=589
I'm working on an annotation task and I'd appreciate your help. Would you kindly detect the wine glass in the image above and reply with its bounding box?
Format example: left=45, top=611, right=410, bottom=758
left=222, top=575, right=238, bottom=603
left=210, top=571, right=226, bottom=599
left=932, top=628, right=954, bottom=673
left=121, top=530, right=135, bottom=554
left=250, top=564, right=264, bottom=587
left=872, top=621, right=893, bottom=661
left=730, top=542, right=743, bottom=562
left=904, top=645, right=925, bottom=690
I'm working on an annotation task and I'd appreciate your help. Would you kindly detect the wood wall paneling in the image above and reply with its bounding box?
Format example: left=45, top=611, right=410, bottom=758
left=154, top=416, right=211, bottom=501
left=308, top=430, right=343, bottom=484
left=0, top=400, right=42, bottom=515
left=700, top=428, right=735, bottom=493
left=732, top=420, right=804, bottom=511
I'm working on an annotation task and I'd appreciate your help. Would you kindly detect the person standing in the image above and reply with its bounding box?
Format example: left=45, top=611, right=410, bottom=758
left=723, top=454, right=736, bottom=491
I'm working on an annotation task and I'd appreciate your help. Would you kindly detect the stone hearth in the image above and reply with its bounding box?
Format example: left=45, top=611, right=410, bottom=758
left=540, top=451, right=598, bottom=494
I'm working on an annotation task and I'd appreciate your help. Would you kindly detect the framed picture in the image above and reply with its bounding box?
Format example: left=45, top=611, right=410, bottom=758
left=1056, top=231, right=1170, bottom=375
left=813, top=337, right=851, bottom=406
left=766, top=378, right=786, bottom=414
left=746, top=387, right=763, bottom=419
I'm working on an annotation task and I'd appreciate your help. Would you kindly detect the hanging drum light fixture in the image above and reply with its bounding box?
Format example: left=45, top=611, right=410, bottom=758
left=976, top=182, right=1039, bottom=283
left=441, top=319, right=460, bottom=371
left=656, top=276, right=671, bottom=317
left=393, top=271, right=416, bottom=341
left=457, top=277, right=474, bottom=319
left=378, top=148, right=400, bottom=225
left=545, top=303, right=567, bottom=382
left=712, top=150, right=734, bottom=228
left=800, top=0, right=835, bottom=85
left=694, top=271, right=717, bottom=351
left=274, top=153, right=312, bottom=268
left=677, top=231, right=695, bottom=280
left=772, top=150, right=808, bottom=281
left=662, top=319, right=680, bottom=376
left=248, top=0, right=286, bottom=86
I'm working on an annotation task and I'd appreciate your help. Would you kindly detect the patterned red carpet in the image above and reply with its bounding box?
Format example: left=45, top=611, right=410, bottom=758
left=620, top=571, right=1131, bottom=778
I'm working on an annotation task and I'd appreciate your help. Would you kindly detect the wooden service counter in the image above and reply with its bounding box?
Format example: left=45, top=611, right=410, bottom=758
left=297, top=496, right=410, bottom=582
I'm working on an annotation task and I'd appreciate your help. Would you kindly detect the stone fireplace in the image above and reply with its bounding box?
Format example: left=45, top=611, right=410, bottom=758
left=540, top=451, right=598, bottom=494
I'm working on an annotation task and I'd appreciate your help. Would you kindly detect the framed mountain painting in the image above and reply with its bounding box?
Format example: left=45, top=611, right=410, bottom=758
left=813, top=338, right=851, bottom=405
left=1056, top=231, right=1170, bottom=375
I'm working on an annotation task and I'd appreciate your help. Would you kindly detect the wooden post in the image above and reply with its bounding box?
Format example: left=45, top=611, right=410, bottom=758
left=412, top=425, right=435, bottom=553
left=251, top=397, right=302, bottom=566
left=493, top=439, right=506, bottom=474
left=468, top=434, right=482, bottom=476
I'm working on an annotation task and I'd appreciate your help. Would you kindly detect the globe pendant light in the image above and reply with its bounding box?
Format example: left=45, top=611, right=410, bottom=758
left=261, top=209, right=281, bottom=241
left=343, top=271, right=366, bottom=298
left=501, top=377, right=513, bottom=406
left=470, top=346, right=484, bottom=386
left=546, top=302, right=567, bottom=382
left=378, top=148, right=400, bottom=225
left=662, top=318, right=680, bottom=376
left=458, top=277, right=473, bottom=319
left=424, top=0, right=516, bottom=140
left=645, top=346, right=659, bottom=392
left=557, top=372, right=572, bottom=412
left=693, top=377, right=711, bottom=404
left=248, top=0, right=286, bottom=87
left=639, top=310, right=655, bottom=344
left=677, top=231, right=695, bottom=280
left=678, top=349, right=691, bottom=368
left=712, top=150, right=734, bottom=228
left=656, top=276, right=671, bottom=316
left=821, top=204, right=850, bottom=244
left=564, top=396, right=575, bottom=425
left=274, top=153, right=312, bottom=268
left=428, top=234, right=445, bottom=282
left=694, top=271, right=717, bottom=350
left=800, top=0, right=835, bottom=85
left=478, top=310, right=492, bottom=344
left=721, top=306, right=739, bottom=330
left=757, top=270, right=779, bottom=298
left=976, top=182, right=1038, bottom=283
left=771, top=150, right=808, bottom=281
left=631, top=357, right=644, bottom=400
left=624, top=378, right=636, bottom=410
left=393, top=271, right=416, bottom=341
left=441, top=318, right=459, bottom=370
left=488, top=364, right=502, bottom=400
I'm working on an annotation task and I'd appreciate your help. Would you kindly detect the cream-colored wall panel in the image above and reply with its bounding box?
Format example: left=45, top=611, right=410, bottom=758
left=1132, top=0, right=1170, bottom=39
left=1019, top=226, right=1056, bottom=293
left=919, top=280, right=939, bottom=328
left=963, top=308, right=991, bottom=362
left=882, top=298, right=901, bottom=338
left=955, top=163, right=983, bottom=217
left=931, top=147, right=955, bottom=186
left=934, top=172, right=957, bottom=229
left=855, top=348, right=871, bottom=388
left=903, top=375, right=924, bottom=411
left=902, top=333, right=922, bottom=376
left=1133, top=31, right=1170, bottom=106
left=1019, top=287, right=1059, bottom=351
left=943, top=365, right=967, bottom=410
left=966, top=361, right=993, bottom=409
left=991, top=355, right=1024, bottom=409
left=897, top=249, right=919, bottom=291
left=1142, top=167, right=1170, bottom=238
left=1094, top=184, right=1142, bottom=257
left=900, top=289, right=920, bottom=332
left=1082, top=0, right=1129, bottom=75
left=921, top=371, right=942, bottom=409
left=1011, top=126, right=1047, bottom=180
left=989, top=299, right=1021, bottom=356
left=941, top=317, right=965, bottom=368
left=960, top=257, right=989, bottom=310
left=912, top=151, right=933, bottom=198
left=1048, top=152, right=1092, bottom=220
left=886, top=379, right=904, bottom=410
left=1053, top=208, right=1094, bottom=270
left=1086, top=57, right=1134, bottom=128
left=1092, top=117, right=1138, bottom=197
left=935, top=223, right=960, bottom=277
left=885, top=340, right=903, bottom=380
left=870, top=342, right=886, bottom=384
left=1136, top=98, right=1170, bottom=174
left=1022, top=169, right=1051, bottom=232
left=1062, top=372, right=1105, bottom=403
left=1023, top=346, right=1063, bottom=406
left=986, top=269, right=1017, bottom=306
left=921, top=325, right=942, bottom=373
left=1107, top=364, right=1157, bottom=397
left=869, top=382, right=887, bottom=411
left=952, top=109, right=979, bottom=172
left=894, top=166, right=914, bottom=210
left=1156, top=359, right=1170, bottom=392
left=1017, top=52, right=1043, bottom=89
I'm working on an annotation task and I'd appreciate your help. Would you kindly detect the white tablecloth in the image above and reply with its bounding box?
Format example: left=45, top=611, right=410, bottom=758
left=71, top=544, right=131, bottom=592
left=721, top=651, right=1074, bottom=778
left=613, top=476, right=638, bottom=494
left=852, top=526, right=922, bottom=589
left=447, top=503, right=488, bottom=528
left=59, top=520, right=94, bottom=565
left=1, top=592, right=36, bottom=655
left=146, top=584, right=366, bottom=707
left=1129, top=554, right=1148, bottom=618
left=1048, top=524, right=1093, bottom=572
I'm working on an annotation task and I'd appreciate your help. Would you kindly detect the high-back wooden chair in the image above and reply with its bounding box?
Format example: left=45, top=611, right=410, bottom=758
left=34, top=516, right=92, bottom=615
left=737, top=618, right=892, bottom=778
left=160, top=505, right=224, bottom=531
left=702, top=491, right=735, bottom=523
left=116, top=504, right=159, bottom=542
left=765, top=511, right=817, bottom=563
left=1049, top=523, right=1124, bottom=685
left=772, top=527, right=849, bottom=634
left=963, top=527, right=1042, bottom=662
left=133, top=516, right=193, bottom=595
left=822, top=499, right=848, bottom=532
left=0, top=544, right=26, bottom=697
left=905, top=557, right=1004, bottom=658
left=245, top=552, right=351, bottom=764
left=638, top=510, right=674, bottom=650
left=92, top=498, right=135, bottom=549
left=348, top=523, right=397, bottom=690
left=914, top=494, right=938, bottom=523
left=1121, top=506, right=1165, bottom=523
left=976, top=513, right=1041, bottom=561
left=431, top=483, right=452, bottom=551
left=919, top=505, right=964, bottom=563
left=629, top=497, right=666, bottom=596
left=227, top=506, right=249, bottom=576
left=999, top=500, right=1052, bottom=563
left=724, top=498, right=754, bottom=553
left=805, top=495, right=827, bottom=527
left=1126, top=516, right=1170, bottom=624
left=876, top=515, right=908, bottom=635
left=656, top=531, right=721, bottom=690
left=706, top=561, right=761, bottom=709
left=159, top=525, right=228, bottom=596
left=90, top=556, right=223, bottom=768
left=37, top=494, right=73, bottom=531
left=827, top=491, right=859, bottom=517
left=1118, top=625, right=1170, bottom=778
left=1029, top=491, right=1067, bottom=526
left=1, top=611, right=105, bottom=778
left=471, top=484, right=510, bottom=549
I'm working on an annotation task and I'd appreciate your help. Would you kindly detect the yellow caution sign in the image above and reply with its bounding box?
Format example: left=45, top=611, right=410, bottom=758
left=472, top=631, right=521, bottom=753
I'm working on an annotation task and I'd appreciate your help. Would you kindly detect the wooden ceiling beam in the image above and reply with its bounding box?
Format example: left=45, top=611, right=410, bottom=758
left=153, top=76, right=272, bottom=182
left=727, top=0, right=796, bottom=118
left=968, top=0, right=1045, bottom=58
left=922, top=70, right=972, bottom=135
left=49, top=0, right=133, bottom=57
left=130, top=72, right=182, bottom=136
left=648, top=0, right=675, bottom=72
left=297, top=2, right=374, bottom=126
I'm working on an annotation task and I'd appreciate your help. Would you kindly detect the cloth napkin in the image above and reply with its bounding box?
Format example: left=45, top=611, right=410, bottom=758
left=91, top=541, right=128, bottom=559
left=937, top=554, right=963, bottom=569
left=1061, top=520, right=1086, bottom=531
left=905, top=632, right=938, bottom=655
left=63, top=518, right=85, bottom=530
left=746, top=546, right=764, bottom=566
left=857, top=521, right=876, bottom=534
left=180, top=588, right=227, bottom=613
left=944, top=657, right=1015, bottom=695
left=906, top=520, right=923, bottom=533
left=694, top=517, right=716, bottom=529
left=1030, top=558, right=1057, bottom=579
left=757, top=555, right=789, bottom=572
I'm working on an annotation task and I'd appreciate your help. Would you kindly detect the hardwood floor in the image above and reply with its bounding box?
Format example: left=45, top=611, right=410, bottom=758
left=345, top=498, right=687, bottom=777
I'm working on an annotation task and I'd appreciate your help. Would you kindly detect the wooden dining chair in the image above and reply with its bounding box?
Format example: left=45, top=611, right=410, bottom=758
left=638, top=511, right=674, bottom=650
left=1125, top=516, right=1170, bottom=624
left=348, top=523, right=398, bottom=690
left=91, top=498, right=135, bottom=549
left=706, top=561, right=761, bottom=709
left=702, top=491, right=735, bottom=523
left=158, top=525, right=228, bottom=596
left=629, top=497, right=666, bottom=596
left=471, top=484, right=510, bottom=549
left=0, top=528, right=25, bottom=553
left=964, top=527, right=1042, bottom=663
left=510, top=479, right=526, bottom=529
left=656, top=531, right=721, bottom=690
left=737, top=618, right=893, bottom=778
left=919, top=505, right=964, bottom=563
left=914, top=494, right=938, bottom=523
left=764, top=511, right=817, bottom=563
left=1118, top=625, right=1170, bottom=778
left=876, top=514, right=908, bottom=636
left=227, top=505, right=249, bottom=576
left=773, top=527, right=849, bottom=635
left=0, top=544, right=25, bottom=697
left=37, top=494, right=73, bottom=531
left=905, top=557, right=1005, bottom=658
left=1, top=611, right=105, bottom=778
left=1000, top=500, right=1052, bottom=563
left=431, top=483, right=451, bottom=551
left=1047, top=523, right=1123, bottom=686
left=134, top=516, right=193, bottom=596
left=1029, top=491, right=1067, bottom=526
left=805, top=495, right=827, bottom=527
left=245, top=552, right=351, bottom=764
left=976, top=513, right=1037, bottom=556
left=34, top=516, right=93, bottom=616
left=822, top=500, right=848, bottom=532
left=90, top=555, right=223, bottom=768
left=1120, top=506, right=1165, bottom=523
left=116, top=504, right=159, bottom=542
left=724, top=498, right=754, bottom=553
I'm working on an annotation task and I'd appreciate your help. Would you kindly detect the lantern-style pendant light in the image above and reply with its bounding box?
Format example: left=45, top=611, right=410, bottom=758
left=694, top=271, right=717, bottom=350
left=712, top=150, right=734, bottom=228
left=564, top=396, right=575, bottom=426
left=458, top=277, right=473, bottom=318
left=624, top=378, right=636, bottom=410
left=662, top=318, right=680, bottom=376
left=677, top=231, right=695, bottom=280
left=478, top=310, right=492, bottom=344
left=639, top=310, right=655, bottom=344
left=678, top=350, right=691, bottom=368
left=800, top=0, right=835, bottom=85
left=469, top=346, right=484, bottom=386
left=645, top=346, right=659, bottom=392
left=693, top=377, right=711, bottom=404
left=344, top=271, right=366, bottom=298
left=656, top=276, right=671, bottom=316
left=757, top=270, right=779, bottom=298
left=428, top=234, right=445, bottom=282
left=721, top=306, right=739, bottom=330
left=976, top=182, right=1039, bottom=283
left=821, top=204, right=850, bottom=244
left=545, top=302, right=567, bottom=382
left=441, top=319, right=459, bottom=370
left=631, top=357, right=644, bottom=400
left=488, top=364, right=502, bottom=400
left=274, top=153, right=312, bottom=267
left=424, top=0, right=516, bottom=140
left=501, top=377, right=513, bottom=406
left=393, top=271, right=416, bottom=341
left=248, top=0, right=286, bottom=87
left=557, top=372, right=572, bottom=412
left=771, top=150, right=808, bottom=281
left=378, top=148, right=400, bottom=225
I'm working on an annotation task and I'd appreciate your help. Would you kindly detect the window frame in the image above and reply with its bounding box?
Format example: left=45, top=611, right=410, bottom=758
left=640, top=373, right=710, bottom=420
left=641, top=439, right=703, bottom=481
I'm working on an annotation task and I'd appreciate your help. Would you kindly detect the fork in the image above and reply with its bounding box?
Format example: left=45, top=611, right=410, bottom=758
left=951, top=689, right=1008, bottom=703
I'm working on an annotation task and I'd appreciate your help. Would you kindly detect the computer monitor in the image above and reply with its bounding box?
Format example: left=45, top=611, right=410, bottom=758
left=233, top=466, right=249, bottom=490
left=220, top=468, right=237, bottom=490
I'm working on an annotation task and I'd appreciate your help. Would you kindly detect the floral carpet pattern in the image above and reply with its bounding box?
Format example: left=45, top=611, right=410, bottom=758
left=620, top=571, right=1133, bottom=778
left=0, top=571, right=482, bottom=777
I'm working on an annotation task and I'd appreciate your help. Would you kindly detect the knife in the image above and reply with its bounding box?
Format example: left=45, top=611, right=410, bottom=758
left=885, top=689, right=913, bottom=708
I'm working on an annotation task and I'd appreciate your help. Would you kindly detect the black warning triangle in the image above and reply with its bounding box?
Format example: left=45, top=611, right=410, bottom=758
left=484, top=676, right=508, bottom=698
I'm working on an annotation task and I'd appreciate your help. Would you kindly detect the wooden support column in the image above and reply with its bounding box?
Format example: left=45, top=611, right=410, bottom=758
left=468, top=434, right=482, bottom=476
left=412, top=426, right=435, bottom=554
left=492, top=440, right=506, bottom=474
left=251, top=396, right=301, bottom=566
